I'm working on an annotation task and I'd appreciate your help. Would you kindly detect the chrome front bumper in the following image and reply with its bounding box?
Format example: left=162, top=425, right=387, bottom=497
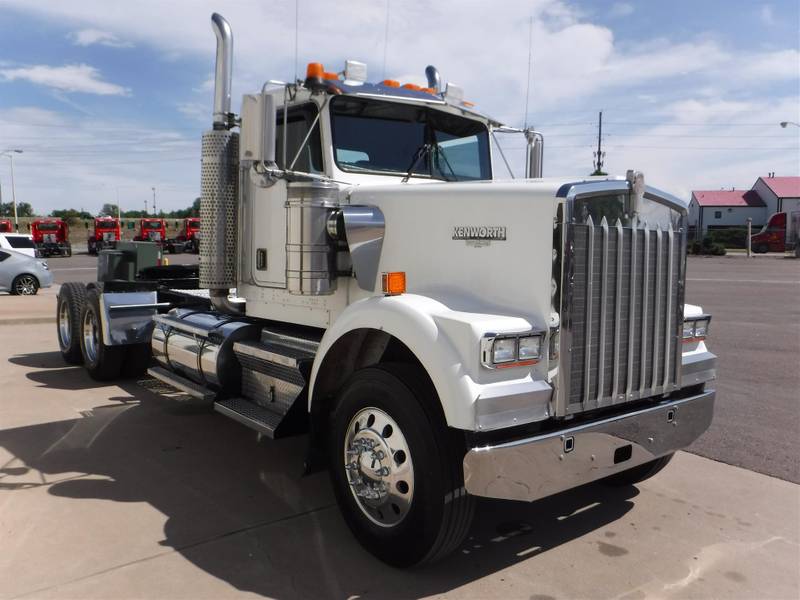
left=463, top=389, right=715, bottom=502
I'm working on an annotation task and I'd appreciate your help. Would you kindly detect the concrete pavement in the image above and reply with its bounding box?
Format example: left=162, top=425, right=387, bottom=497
left=1, top=305, right=799, bottom=598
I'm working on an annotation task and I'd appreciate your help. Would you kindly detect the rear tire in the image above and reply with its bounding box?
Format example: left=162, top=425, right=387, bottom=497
left=603, top=453, right=674, bottom=486
left=57, top=282, right=87, bottom=364
left=328, top=363, right=474, bottom=567
left=80, top=288, right=124, bottom=381
left=754, top=243, right=769, bottom=254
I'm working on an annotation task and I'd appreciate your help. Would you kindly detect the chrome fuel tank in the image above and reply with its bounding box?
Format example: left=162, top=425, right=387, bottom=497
left=152, top=309, right=260, bottom=392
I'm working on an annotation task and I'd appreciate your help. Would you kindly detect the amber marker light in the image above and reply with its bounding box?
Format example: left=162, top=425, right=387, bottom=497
left=382, top=272, right=406, bottom=296
left=381, top=79, right=400, bottom=87
left=306, top=62, right=324, bottom=79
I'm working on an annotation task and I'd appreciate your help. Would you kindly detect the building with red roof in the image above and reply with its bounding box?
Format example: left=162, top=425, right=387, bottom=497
left=689, top=174, right=800, bottom=236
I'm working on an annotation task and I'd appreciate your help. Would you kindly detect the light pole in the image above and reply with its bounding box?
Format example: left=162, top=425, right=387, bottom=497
left=152, top=187, right=156, bottom=216
left=779, top=121, right=800, bottom=128
left=1, top=149, right=23, bottom=230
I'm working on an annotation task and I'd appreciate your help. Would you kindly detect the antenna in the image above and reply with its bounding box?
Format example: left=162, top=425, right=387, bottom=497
left=382, top=0, right=391, bottom=79
left=293, top=0, right=299, bottom=82
left=523, top=16, right=533, bottom=129
left=592, top=111, right=607, bottom=175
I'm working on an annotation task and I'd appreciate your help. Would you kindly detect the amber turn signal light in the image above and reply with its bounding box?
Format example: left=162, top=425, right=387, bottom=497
left=382, top=272, right=406, bottom=296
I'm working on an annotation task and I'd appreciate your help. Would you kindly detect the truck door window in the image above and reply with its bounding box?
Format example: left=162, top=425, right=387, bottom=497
left=330, top=96, right=491, bottom=181
left=276, top=103, right=323, bottom=173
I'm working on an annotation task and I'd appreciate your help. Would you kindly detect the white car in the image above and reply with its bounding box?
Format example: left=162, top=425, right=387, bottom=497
left=0, top=248, right=53, bottom=295
left=0, top=233, right=37, bottom=258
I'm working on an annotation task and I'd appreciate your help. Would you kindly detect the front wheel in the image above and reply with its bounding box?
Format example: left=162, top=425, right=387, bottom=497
left=80, top=288, right=124, bottom=381
left=11, top=274, right=39, bottom=295
left=329, top=364, right=474, bottom=567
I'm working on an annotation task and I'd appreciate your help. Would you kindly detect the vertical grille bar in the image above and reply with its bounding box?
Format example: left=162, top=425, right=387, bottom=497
left=611, top=219, right=623, bottom=401
left=651, top=225, right=663, bottom=390
left=626, top=224, right=637, bottom=398
left=582, top=216, right=595, bottom=405
left=639, top=223, right=650, bottom=395
left=663, top=222, right=675, bottom=389
left=596, top=217, right=609, bottom=403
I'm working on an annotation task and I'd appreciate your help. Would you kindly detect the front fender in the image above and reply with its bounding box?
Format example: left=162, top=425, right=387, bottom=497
left=309, top=294, right=552, bottom=431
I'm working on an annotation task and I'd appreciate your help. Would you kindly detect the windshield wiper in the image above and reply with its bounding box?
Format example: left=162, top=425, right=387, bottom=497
left=401, top=143, right=431, bottom=183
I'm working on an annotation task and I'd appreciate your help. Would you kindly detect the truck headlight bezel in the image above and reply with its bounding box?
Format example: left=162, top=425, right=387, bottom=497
left=481, top=331, right=545, bottom=369
left=682, top=315, right=711, bottom=343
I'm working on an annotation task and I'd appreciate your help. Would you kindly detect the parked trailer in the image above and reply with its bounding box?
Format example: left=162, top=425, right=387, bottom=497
left=31, top=218, right=71, bottom=257
left=55, top=13, right=717, bottom=567
left=88, top=216, right=122, bottom=255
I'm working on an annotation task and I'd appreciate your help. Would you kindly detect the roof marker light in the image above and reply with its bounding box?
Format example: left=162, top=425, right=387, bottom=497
left=381, top=79, right=400, bottom=87
left=402, top=83, right=422, bottom=91
left=306, top=62, right=324, bottom=79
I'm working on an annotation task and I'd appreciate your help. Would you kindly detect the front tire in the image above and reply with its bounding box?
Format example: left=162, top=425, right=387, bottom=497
left=11, top=274, right=39, bottom=295
left=80, top=288, right=124, bottom=381
left=329, top=364, right=474, bottom=567
left=57, top=282, right=87, bottom=364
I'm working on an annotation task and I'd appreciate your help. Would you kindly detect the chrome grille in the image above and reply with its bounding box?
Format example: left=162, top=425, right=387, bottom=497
left=566, top=217, right=682, bottom=413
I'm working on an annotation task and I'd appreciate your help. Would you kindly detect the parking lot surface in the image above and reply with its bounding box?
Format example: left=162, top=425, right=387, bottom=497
left=0, top=255, right=798, bottom=599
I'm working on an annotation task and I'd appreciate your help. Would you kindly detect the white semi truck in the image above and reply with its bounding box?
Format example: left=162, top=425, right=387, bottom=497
left=55, top=14, right=717, bottom=566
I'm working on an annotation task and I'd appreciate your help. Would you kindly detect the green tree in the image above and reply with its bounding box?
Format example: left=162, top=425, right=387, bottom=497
left=99, top=203, right=119, bottom=217
left=0, top=201, right=34, bottom=217
left=50, top=208, right=91, bottom=220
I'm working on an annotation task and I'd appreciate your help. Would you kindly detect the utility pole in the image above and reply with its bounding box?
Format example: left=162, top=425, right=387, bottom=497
left=145, top=199, right=148, bottom=215
left=1, top=149, right=23, bottom=230
left=592, top=111, right=606, bottom=176
left=152, top=187, right=157, bottom=216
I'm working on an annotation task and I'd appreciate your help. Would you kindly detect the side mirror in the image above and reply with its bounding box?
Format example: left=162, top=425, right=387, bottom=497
left=240, top=93, right=276, bottom=165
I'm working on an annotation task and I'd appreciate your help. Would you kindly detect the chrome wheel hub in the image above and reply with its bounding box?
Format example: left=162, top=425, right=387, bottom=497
left=15, top=275, right=36, bottom=295
left=58, top=300, right=71, bottom=347
left=344, top=407, right=414, bottom=527
left=82, top=309, right=99, bottom=364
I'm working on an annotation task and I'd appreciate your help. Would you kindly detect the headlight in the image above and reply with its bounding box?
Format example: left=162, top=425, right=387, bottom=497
left=518, top=335, right=542, bottom=360
left=482, top=332, right=544, bottom=369
left=683, top=315, right=711, bottom=342
left=492, top=338, right=517, bottom=364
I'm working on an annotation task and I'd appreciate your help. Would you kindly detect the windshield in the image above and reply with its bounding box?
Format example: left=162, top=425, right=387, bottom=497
left=187, top=220, right=200, bottom=228
left=330, top=97, right=491, bottom=181
left=37, top=223, right=59, bottom=231
left=96, top=222, right=116, bottom=229
left=143, top=221, right=163, bottom=229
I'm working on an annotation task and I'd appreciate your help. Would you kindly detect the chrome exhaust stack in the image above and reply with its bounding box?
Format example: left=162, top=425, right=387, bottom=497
left=425, top=65, right=441, bottom=93
left=211, top=13, right=233, bottom=130
left=200, top=13, right=243, bottom=315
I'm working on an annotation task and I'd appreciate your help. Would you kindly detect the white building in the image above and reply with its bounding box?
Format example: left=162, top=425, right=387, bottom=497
left=689, top=175, right=800, bottom=236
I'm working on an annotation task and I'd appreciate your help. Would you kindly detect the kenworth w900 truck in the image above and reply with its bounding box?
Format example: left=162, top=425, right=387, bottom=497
left=55, top=14, right=716, bottom=566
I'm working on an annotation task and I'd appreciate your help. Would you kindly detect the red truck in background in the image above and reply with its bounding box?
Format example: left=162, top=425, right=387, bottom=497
left=751, top=210, right=800, bottom=255
left=31, top=218, right=71, bottom=257
left=88, top=216, right=121, bottom=255
left=134, top=218, right=167, bottom=244
left=176, top=217, right=200, bottom=253
left=0, top=219, right=12, bottom=233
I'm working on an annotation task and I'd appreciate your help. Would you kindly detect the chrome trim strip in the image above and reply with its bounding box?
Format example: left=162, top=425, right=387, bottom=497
left=626, top=220, right=637, bottom=398
left=582, top=215, right=595, bottom=405
left=463, top=389, right=715, bottom=502
left=663, top=224, right=675, bottom=389
left=639, top=224, right=650, bottom=395
left=652, top=225, right=663, bottom=390
left=597, top=217, right=609, bottom=403
left=612, top=219, right=623, bottom=403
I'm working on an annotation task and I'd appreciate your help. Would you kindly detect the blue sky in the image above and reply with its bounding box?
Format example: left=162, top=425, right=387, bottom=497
left=0, top=0, right=798, bottom=214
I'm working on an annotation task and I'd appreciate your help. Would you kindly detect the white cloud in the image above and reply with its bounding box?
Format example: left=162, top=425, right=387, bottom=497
left=69, top=28, right=132, bottom=48
left=609, top=2, right=635, bottom=18
left=0, top=63, right=130, bottom=95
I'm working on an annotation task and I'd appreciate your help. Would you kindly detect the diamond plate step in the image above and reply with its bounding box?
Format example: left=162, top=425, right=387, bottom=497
left=214, top=397, right=285, bottom=438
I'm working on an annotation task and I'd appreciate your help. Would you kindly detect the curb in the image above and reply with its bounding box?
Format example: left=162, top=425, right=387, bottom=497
left=0, top=317, right=56, bottom=326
